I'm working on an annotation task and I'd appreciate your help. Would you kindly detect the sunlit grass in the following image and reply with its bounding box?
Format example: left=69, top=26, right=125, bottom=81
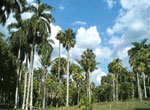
left=37, top=99, right=150, bottom=110
left=1, top=99, right=150, bottom=110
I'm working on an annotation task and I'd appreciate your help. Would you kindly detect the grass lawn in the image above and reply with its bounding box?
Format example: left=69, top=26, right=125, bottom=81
left=1, top=99, right=150, bottom=110
left=39, top=99, right=150, bottom=110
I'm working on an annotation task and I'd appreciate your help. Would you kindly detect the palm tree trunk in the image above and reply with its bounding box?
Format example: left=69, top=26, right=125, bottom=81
left=137, top=73, right=142, bottom=101
left=30, top=44, right=35, bottom=110
left=116, top=74, right=118, bottom=102
left=77, top=84, right=80, bottom=105
left=58, top=41, right=61, bottom=83
left=22, top=57, right=28, bottom=109
left=88, top=69, right=91, bottom=102
left=66, top=48, right=70, bottom=107
left=132, top=83, right=134, bottom=99
left=25, top=64, right=31, bottom=110
left=142, top=72, right=147, bottom=98
left=112, top=76, right=115, bottom=102
left=14, top=48, right=21, bottom=109
left=42, top=67, right=47, bottom=108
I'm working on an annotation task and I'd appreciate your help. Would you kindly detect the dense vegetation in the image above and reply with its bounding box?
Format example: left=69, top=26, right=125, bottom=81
left=0, top=0, right=150, bottom=110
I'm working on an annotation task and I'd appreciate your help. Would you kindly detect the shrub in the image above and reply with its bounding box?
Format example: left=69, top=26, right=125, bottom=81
left=79, top=95, right=93, bottom=110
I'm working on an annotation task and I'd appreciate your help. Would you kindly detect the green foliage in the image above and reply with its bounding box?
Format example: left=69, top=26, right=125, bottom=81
left=0, top=37, right=17, bottom=104
left=79, top=95, right=93, bottom=110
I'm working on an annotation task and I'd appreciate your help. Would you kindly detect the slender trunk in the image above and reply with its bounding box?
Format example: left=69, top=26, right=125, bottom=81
left=25, top=64, right=31, bottom=110
left=14, top=48, right=21, bottom=109
left=112, top=75, right=115, bottom=102
left=22, top=57, right=28, bottom=109
left=42, top=68, right=47, bottom=108
left=137, top=73, right=142, bottom=101
left=58, top=41, right=61, bottom=83
left=88, top=69, right=91, bottom=102
left=30, top=44, right=35, bottom=110
left=142, top=72, right=147, bottom=98
left=132, top=82, right=134, bottom=99
left=66, top=48, right=70, bottom=107
left=116, top=74, right=118, bottom=102
left=77, top=84, right=80, bottom=105
left=86, top=73, right=88, bottom=97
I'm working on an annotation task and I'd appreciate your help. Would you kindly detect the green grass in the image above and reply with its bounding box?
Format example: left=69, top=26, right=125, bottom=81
left=39, top=99, right=150, bottom=110
left=1, top=99, right=150, bottom=110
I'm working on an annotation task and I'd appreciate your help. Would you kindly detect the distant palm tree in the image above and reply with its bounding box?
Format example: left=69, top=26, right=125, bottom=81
left=51, top=57, right=67, bottom=79
left=77, top=48, right=99, bottom=102
left=72, top=64, right=83, bottom=105
left=55, top=31, right=65, bottom=82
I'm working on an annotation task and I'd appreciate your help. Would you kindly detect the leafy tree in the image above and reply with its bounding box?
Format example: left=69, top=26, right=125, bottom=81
left=128, top=39, right=149, bottom=101
left=51, top=57, right=67, bottom=81
left=0, top=36, right=16, bottom=105
left=72, top=64, right=84, bottom=105
left=37, top=37, right=53, bottom=108
left=108, top=58, right=122, bottom=102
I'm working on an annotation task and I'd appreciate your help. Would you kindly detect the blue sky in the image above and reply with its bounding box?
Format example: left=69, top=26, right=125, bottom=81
left=0, top=0, right=150, bottom=85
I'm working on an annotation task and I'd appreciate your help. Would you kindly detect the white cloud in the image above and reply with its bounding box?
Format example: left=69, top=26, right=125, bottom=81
left=94, top=47, right=112, bottom=60
left=76, top=26, right=101, bottom=49
left=0, top=13, right=17, bottom=37
left=21, top=12, right=33, bottom=20
left=71, top=21, right=87, bottom=26
left=26, top=0, right=34, bottom=4
left=109, top=36, right=124, bottom=47
left=107, top=0, right=150, bottom=70
left=91, top=68, right=107, bottom=85
left=58, top=4, right=65, bottom=10
left=33, top=53, right=41, bottom=68
left=105, top=0, right=116, bottom=9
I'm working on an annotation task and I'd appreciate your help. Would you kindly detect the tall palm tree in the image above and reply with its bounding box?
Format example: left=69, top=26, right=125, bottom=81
left=60, top=28, right=76, bottom=106
left=24, top=0, right=54, bottom=109
left=8, top=18, right=28, bottom=109
left=55, top=31, right=65, bottom=82
left=0, top=0, right=26, bottom=25
left=77, top=48, right=99, bottom=102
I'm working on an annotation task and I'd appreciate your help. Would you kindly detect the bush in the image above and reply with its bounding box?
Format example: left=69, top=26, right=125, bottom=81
left=79, top=95, right=93, bottom=110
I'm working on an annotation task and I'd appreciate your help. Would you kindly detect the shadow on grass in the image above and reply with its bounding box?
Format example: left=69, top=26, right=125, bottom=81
left=0, top=104, right=14, bottom=110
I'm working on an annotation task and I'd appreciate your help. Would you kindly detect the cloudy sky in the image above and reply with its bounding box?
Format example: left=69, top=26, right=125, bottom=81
left=1, top=0, right=150, bottom=85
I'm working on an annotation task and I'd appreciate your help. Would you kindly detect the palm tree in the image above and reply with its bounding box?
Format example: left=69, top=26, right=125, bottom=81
left=24, top=1, right=54, bottom=109
left=72, top=64, right=84, bottom=105
left=37, top=36, right=54, bottom=108
left=0, top=0, right=26, bottom=25
left=55, top=31, right=65, bottom=82
left=108, top=58, right=122, bottom=102
left=60, top=28, right=76, bottom=106
left=77, top=48, right=99, bottom=102
left=51, top=57, right=67, bottom=80
left=128, top=39, right=149, bottom=100
left=8, top=18, right=28, bottom=109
